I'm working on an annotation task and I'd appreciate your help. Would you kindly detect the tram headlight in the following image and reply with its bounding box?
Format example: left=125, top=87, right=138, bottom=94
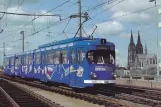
left=90, top=72, right=98, bottom=79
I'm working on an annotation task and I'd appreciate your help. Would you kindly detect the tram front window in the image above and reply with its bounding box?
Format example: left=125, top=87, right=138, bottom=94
left=87, top=50, right=115, bottom=64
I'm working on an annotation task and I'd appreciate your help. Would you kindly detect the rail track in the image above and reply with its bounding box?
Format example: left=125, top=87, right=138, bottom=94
left=0, top=86, right=16, bottom=107
left=0, top=74, right=128, bottom=107
left=96, top=84, right=161, bottom=107
left=0, top=78, right=63, bottom=107
left=3, top=73, right=161, bottom=107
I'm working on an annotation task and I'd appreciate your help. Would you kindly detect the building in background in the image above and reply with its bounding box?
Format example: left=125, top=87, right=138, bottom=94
left=128, top=31, right=157, bottom=73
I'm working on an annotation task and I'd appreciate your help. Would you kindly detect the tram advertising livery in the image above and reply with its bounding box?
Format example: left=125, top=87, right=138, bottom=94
left=3, top=37, right=116, bottom=88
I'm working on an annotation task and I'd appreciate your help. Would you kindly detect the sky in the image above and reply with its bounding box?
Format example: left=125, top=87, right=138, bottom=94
left=0, top=0, right=161, bottom=66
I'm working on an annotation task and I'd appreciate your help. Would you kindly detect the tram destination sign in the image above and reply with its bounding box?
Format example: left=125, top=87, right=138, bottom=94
left=96, top=45, right=110, bottom=50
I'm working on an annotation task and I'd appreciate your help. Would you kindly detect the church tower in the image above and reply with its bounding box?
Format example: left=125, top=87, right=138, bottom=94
left=128, top=30, right=136, bottom=68
left=136, top=31, right=143, bottom=54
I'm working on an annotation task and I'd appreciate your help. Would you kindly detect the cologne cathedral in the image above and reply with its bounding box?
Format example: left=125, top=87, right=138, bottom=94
left=128, top=31, right=157, bottom=71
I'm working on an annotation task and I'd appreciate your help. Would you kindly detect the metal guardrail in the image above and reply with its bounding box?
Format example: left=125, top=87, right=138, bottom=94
left=117, top=75, right=155, bottom=80
left=0, top=87, right=19, bottom=107
left=132, top=76, right=141, bottom=79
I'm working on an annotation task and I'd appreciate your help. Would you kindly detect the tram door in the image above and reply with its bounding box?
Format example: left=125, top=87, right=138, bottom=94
left=41, top=52, right=47, bottom=81
left=76, top=48, right=85, bottom=86
left=10, top=57, right=14, bottom=75
left=15, top=55, right=21, bottom=76
left=34, top=52, right=41, bottom=80
left=70, top=48, right=77, bottom=86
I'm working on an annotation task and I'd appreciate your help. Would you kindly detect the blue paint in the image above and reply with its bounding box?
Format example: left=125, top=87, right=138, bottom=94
left=3, top=37, right=116, bottom=88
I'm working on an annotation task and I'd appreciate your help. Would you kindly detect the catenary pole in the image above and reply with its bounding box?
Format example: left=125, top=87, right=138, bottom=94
left=78, top=0, right=82, bottom=37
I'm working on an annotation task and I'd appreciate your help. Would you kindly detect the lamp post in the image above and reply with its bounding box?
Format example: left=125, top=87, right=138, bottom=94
left=149, top=0, right=160, bottom=81
left=159, top=8, right=161, bottom=76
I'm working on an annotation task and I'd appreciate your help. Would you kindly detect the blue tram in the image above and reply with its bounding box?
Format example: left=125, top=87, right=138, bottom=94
left=3, top=37, right=116, bottom=88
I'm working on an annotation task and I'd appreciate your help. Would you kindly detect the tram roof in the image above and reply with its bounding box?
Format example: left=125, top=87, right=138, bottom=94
left=38, top=37, right=92, bottom=48
left=4, top=37, right=115, bottom=58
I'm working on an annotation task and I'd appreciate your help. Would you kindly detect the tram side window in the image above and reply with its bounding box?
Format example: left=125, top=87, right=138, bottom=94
left=23, top=56, right=26, bottom=65
left=78, top=50, right=83, bottom=64
left=53, top=52, right=56, bottom=64
left=48, top=52, right=54, bottom=64
left=62, top=50, right=68, bottom=64
left=19, top=56, right=21, bottom=65
left=22, top=56, right=25, bottom=65
left=42, top=53, right=46, bottom=64
left=4, top=58, right=9, bottom=66
left=7, top=58, right=9, bottom=65
left=11, top=57, right=14, bottom=65
left=3, top=59, right=6, bottom=66
left=71, top=50, right=75, bottom=64
left=55, top=51, right=60, bottom=64
left=87, top=52, right=94, bottom=64
left=26, top=55, right=29, bottom=64
left=15, top=57, right=18, bottom=66
left=36, top=54, right=40, bottom=64
left=28, top=55, right=32, bottom=64
left=15, top=56, right=20, bottom=67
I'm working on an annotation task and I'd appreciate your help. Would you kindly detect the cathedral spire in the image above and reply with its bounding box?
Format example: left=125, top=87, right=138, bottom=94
left=136, top=31, right=143, bottom=54
left=137, top=31, right=141, bottom=44
left=145, top=43, right=147, bottom=54
left=128, top=30, right=136, bottom=68
left=130, top=30, right=134, bottom=44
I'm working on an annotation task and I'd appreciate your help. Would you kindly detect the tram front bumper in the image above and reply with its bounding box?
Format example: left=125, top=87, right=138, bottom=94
left=84, top=80, right=116, bottom=84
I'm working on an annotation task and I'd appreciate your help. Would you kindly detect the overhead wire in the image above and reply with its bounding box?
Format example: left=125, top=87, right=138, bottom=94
left=1, top=16, right=70, bottom=48
left=62, top=18, right=71, bottom=38
left=46, top=14, right=52, bottom=41
left=90, top=0, right=125, bottom=19
left=3, top=0, right=160, bottom=51
left=0, top=0, right=12, bottom=20
left=56, top=2, right=161, bottom=38
left=0, top=11, right=61, bottom=16
left=79, top=0, right=122, bottom=37
left=79, top=0, right=125, bottom=37
left=3, top=0, right=25, bottom=29
left=82, top=0, right=119, bottom=13
left=0, top=0, right=71, bottom=41
left=3, top=0, right=78, bottom=50
left=31, top=14, right=39, bottom=38
left=84, top=3, right=161, bottom=28
left=0, top=0, right=12, bottom=33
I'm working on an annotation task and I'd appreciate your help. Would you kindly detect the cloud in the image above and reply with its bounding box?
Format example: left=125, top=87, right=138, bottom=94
left=6, top=47, right=12, bottom=51
left=0, top=6, right=60, bottom=34
left=95, top=21, right=124, bottom=35
left=119, top=31, right=143, bottom=38
left=108, top=0, right=156, bottom=12
left=0, top=6, right=60, bottom=54
left=0, top=0, right=40, bottom=7
left=160, top=42, right=161, bottom=46
left=4, top=7, right=59, bottom=25
left=112, top=12, right=151, bottom=24
left=119, top=32, right=131, bottom=38
left=0, top=47, right=12, bottom=54
left=104, top=0, right=161, bottom=24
